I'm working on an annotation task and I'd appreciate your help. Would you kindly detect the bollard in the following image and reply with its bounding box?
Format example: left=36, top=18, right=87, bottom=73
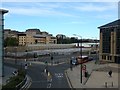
left=46, top=69, right=48, bottom=75
left=48, top=72, right=50, bottom=76
left=44, top=69, right=46, bottom=73
left=70, top=67, right=73, bottom=71
left=105, top=82, right=107, bottom=88
left=25, top=59, right=26, bottom=62
left=29, top=62, right=31, bottom=66
left=111, top=82, right=113, bottom=87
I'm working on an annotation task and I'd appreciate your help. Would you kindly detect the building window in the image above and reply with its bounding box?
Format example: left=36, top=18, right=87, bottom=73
left=115, top=56, right=120, bottom=63
left=102, top=28, right=111, bottom=53
left=116, top=29, right=120, bottom=54
left=109, top=56, right=112, bottom=60
left=102, top=55, right=106, bottom=60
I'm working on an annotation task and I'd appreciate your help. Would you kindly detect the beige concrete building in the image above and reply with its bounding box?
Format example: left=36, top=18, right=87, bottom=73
left=25, top=28, right=41, bottom=36
left=98, top=19, right=120, bottom=64
left=18, top=29, right=57, bottom=46
left=18, top=33, right=27, bottom=46
left=49, top=37, right=57, bottom=44
left=33, top=35, right=46, bottom=44
left=33, top=35, right=57, bottom=44
left=18, top=33, right=36, bottom=46
left=4, top=28, right=57, bottom=46
left=26, top=35, right=35, bottom=45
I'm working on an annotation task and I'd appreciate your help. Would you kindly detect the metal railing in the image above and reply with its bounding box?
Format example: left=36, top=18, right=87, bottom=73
left=15, top=76, right=27, bottom=90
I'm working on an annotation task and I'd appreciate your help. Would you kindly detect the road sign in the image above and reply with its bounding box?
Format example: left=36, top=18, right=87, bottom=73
left=51, top=56, right=53, bottom=60
left=82, top=65, right=86, bottom=71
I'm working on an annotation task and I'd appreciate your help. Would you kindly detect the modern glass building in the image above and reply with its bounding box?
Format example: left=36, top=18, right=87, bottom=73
left=98, top=19, right=120, bottom=64
left=0, top=9, right=8, bottom=77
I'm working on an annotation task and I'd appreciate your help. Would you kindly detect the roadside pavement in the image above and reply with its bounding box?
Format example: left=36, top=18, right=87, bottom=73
left=1, top=65, right=32, bottom=89
left=0, top=83, right=2, bottom=90
left=66, top=61, right=119, bottom=88
left=0, top=65, right=16, bottom=90
left=65, top=61, right=96, bottom=88
left=2, top=65, right=17, bottom=85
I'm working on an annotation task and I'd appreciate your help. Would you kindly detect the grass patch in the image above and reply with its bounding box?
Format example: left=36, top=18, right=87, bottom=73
left=2, top=69, right=26, bottom=89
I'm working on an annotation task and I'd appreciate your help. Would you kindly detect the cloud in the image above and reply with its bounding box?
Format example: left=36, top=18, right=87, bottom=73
left=96, top=14, right=117, bottom=19
left=64, top=21, right=86, bottom=24
left=73, top=3, right=118, bottom=12
left=2, top=2, right=117, bottom=19
left=2, top=4, right=75, bottom=17
left=1, top=0, right=120, bottom=2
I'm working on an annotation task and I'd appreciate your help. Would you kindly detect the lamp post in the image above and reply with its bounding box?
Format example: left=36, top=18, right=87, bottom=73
left=73, top=34, right=82, bottom=84
left=25, top=50, right=28, bottom=61
left=4, top=47, right=6, bottom=57
left=2, top=47, right=6, bottom=77
left=51, top=55, right=53, bottom=65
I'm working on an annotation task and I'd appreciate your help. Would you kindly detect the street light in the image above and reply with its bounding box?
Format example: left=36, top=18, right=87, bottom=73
left=73, top=34, right=83, bottom=84
left=25, top=50, right=28, bottom=61
left=51, top=55, right=53, bottom=65
left=2, top=47, right=6, bottom=77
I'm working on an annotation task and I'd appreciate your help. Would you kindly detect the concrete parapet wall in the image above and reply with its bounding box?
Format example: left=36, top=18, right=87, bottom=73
left=4, top=46, right=27, bottom=52
left=5, top=44, right=75, bottom=52
left=27, top=44, right=75, bottom=51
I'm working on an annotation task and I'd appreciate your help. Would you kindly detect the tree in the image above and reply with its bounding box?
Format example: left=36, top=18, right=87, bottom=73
left=57, top=37, right=78, bottom=44
left=4, top=37, right=18, bottom=47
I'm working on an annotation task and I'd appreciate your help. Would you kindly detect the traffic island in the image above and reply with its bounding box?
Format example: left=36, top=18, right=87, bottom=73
left=2, top=69, right=26, bottom=89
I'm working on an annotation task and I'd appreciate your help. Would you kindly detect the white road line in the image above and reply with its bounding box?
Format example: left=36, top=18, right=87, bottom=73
left=47, top=83, right=51, bottom=88
left=64, top=71, right=72, bottom=88
left=32, top=81, right=47, bottom=83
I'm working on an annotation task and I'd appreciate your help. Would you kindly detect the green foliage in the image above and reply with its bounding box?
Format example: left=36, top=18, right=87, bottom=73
left=2, top=70, right=25, bottom=89
left=4, top=37, right=18, bottom=47
left=57, top=37, right=78, bottom=44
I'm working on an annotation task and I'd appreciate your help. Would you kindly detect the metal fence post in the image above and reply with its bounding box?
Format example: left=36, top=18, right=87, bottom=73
left=111, top=82, right=113, bottom=87
left=105, top=82, right=107, bottom=88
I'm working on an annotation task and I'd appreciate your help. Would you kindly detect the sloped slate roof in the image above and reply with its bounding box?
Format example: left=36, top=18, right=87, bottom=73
left=98, top=19, right=120, bottom=29
left=18, top=33, right=26, bottom=36
left=33, top=35, right=46, bottom=38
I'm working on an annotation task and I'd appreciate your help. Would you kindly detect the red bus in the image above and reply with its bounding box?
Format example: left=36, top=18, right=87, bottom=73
left=76, top=56, right=89, bottom=64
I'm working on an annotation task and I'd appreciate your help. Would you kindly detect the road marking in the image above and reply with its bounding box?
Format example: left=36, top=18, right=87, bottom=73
left=32, top=81, right=47, bottom=83
left=25, top=75, right=32, bottom=89
left=47, top=74, right=52, bottom=88
left=47, top=83, right=51, bottom=88
left=47, top=78, right=52, bottom=82
left=64, top=71, right=73, bottom=88
left=55, top=73, right=64, bottom=78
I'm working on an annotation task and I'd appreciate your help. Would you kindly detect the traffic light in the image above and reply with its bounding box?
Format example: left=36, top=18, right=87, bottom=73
left=51, top=56, right=53, bottom=60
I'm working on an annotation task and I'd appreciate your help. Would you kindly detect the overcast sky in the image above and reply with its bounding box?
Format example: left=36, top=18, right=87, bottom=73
left=1, top=1, right=119, bottom=39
